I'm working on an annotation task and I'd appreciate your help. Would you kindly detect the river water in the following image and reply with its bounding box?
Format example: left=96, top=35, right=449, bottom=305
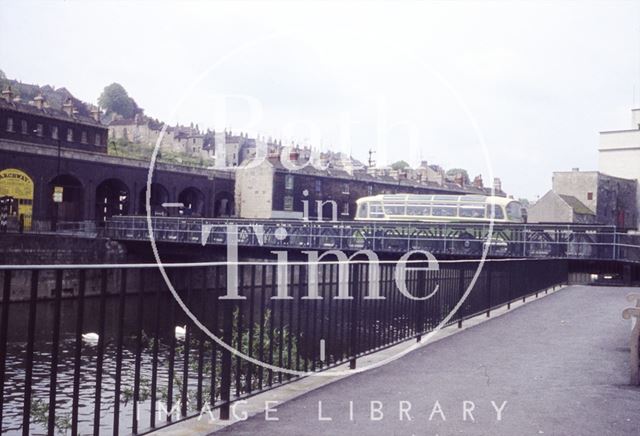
left=2, top=294, right=212, bottom=435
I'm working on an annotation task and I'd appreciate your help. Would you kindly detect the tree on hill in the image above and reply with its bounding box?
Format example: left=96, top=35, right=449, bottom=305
left=0, top=69, right=6, bottom=80
left=391, top=160, right=410, bottom=171
left=98, top=83, right=140, bottom=119
left=446, top=168, right=470, bottom=184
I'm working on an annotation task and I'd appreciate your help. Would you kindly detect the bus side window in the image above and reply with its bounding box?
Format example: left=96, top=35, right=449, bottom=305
left=486, top=204, right=504, bottom=220
left=369, top=203, right=384, bottom=218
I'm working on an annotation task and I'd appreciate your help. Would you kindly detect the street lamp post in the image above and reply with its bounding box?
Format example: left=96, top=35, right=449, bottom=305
left=51, top=137, right=61, bottom=232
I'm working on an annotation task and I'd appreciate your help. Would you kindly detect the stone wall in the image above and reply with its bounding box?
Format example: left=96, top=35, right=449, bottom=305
left=0, top=234, right=127, bottom=301
left=528, top=191, right=574, bottom=223
left=235, top=160, right=275, bottom=218
left=552, top=170, right=637, bottom=228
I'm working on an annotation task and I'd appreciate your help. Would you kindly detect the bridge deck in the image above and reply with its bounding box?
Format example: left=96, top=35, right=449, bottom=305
left=216, top=285, right=640, bottom=436
left=105, top=216, right=640, bottom=263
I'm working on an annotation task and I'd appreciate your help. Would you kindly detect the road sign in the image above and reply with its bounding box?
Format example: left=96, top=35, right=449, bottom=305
left=53, top=186, right=63, bottom=203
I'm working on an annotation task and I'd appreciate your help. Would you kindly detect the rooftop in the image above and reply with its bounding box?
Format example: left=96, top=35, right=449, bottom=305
left=559, top=194, right=595, bottom=216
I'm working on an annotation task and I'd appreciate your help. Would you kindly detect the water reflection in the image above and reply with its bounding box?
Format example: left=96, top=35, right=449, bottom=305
left=2, top=294, right=208, bottom=435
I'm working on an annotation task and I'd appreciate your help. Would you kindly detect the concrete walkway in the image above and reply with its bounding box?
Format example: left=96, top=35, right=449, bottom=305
left=215, top=286, right=640, bottom=436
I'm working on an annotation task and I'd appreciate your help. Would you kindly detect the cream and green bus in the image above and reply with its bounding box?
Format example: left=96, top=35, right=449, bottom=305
left=355, top=194, right=524, bottom=223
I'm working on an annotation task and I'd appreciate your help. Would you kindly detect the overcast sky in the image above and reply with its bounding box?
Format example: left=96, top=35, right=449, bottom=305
left=1, top=0, right=640, bottom=199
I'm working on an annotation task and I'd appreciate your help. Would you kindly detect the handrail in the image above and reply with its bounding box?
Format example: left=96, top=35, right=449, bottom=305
left=102, top=215, right=640, bottom=264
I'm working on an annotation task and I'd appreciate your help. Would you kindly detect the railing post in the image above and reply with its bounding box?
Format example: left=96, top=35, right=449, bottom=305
left=0, top=271, right=12, bottom=430
left=219, top=299, right=234, bottom=420
left=507, top=260, right=513, bottom=309
left=48, top=270, right=63, bottom=436
left=457, top=264, right=465, bottom=328
left=415, top=266, right=426, bottom=341
left=349, top=264, right=360, bottom=369
left=486, top=262, right=492, bottom=317
left=522, top=261, right=527, bottom=303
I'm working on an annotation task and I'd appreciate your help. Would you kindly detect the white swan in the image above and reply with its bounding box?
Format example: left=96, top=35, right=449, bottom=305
left=82, top=332, right=99, bottom=342
left=175, top=325, right=187, bottom=339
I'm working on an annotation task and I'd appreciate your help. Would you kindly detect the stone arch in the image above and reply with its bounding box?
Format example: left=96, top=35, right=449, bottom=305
left=0, top=168, right=35, bottom=230
left=49, top=174, right=84, bottom=222
left=138, top=182, right=170, bottom=215
left=214, top=191, right=234, bottom=217
left=178, top=186, right=205, bottom=216
left=95, top=178, right=130, bottom=225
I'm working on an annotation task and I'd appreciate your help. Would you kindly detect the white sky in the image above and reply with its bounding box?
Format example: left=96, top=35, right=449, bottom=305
left=1, top=0, right=640, bottom=199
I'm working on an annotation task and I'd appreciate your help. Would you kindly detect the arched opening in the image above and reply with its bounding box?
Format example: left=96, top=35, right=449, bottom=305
left=178, top=187, right=205, bottom=216
left=138, top=183, right=169, bottom=216
left=95, top=178, right=130, bottom=225
left=0, top=168, right=34, bottom=230
left=214, top=191, right=234, bottom=217
left=49, top=174, right=84, bottom=223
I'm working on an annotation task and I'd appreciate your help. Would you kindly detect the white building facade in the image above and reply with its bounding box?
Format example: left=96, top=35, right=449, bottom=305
left=599, top=108, right=640, bottom=229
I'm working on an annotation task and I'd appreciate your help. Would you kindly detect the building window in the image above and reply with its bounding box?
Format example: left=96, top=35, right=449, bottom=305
left=285, top=174, right=294, bottom=190
left=81, top=131, right=88, bottom=144
left=367, top=185, right=373, bottom=196
left=315, top=179, right=322, bottom=193
left=587, top=192, right=593, bottom=200
left=342, top=183, right=350, bottom=194
left=21, top=120, right=28, bottom=134
left=284, top=195, right=294, bottom=211
left=67, top=128, right=73, bottom=142
left=342, top=202, right=350, bottom=215
left=95, top=133, right=101, bottom=146
left=36, top=123, right=43, bottom=137
left=6, top=117, right=14, bottom=132
left=51, top=125, right=58, bottom=140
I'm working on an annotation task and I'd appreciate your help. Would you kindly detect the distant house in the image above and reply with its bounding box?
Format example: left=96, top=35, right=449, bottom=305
left=528, top=191, right=596, bottom=224
left=551, top=169, right=637, bottom=228
left=108, top=115, right=207, bottom=156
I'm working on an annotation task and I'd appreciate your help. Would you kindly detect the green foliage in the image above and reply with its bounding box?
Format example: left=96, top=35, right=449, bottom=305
left=107, top=138, right=210, bottom=168
left=121, top=308, right=304, bottom=414
left=98, top=83, right=140, bottom=119
left=30, top=399, right=71, bottom=435
left=29, top=308, right=303, bottom=430
left=391, top=160, right=410, bottom=171
left=0, top=69, right=6, bottom=80
left=446, top=168, right=470, bottom=184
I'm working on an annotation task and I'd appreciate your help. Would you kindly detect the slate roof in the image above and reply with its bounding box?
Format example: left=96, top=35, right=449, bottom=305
left=559, top=194, right=595, bottom=216
left=0, top=94, right=103, bottom=128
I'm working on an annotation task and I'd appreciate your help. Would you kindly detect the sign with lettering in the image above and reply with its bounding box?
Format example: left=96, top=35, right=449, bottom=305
left=0, top=168, right=34, bottom=230
left=53, top=186, right=64, bottom=203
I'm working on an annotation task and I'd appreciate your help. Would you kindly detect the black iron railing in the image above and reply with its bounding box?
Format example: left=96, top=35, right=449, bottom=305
left=0, top=258, right=567, bottom=435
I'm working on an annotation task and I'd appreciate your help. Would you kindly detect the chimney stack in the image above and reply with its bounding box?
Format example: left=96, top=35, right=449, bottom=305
left=473, top=175, right=484, bottom=188
left=62, top=98, right=74, bottom=116
left=1, top=87, right=13, bottom=103
left=91, top=107, right=101, bottom=122
left=493, top=177, right=502, bottom=192
left=33, top=93, right=45, bottom=110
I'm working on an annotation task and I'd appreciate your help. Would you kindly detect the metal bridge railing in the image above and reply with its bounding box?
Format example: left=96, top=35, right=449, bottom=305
left=104, top=216, right=640, bottom=263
